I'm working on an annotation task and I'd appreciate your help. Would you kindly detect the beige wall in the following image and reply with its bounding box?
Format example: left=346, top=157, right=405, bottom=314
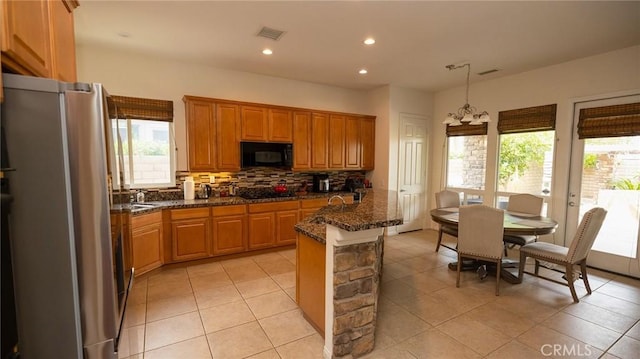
left=430, top=45, right=640, bottom=243
left=76, top=44, right=373, bottom=170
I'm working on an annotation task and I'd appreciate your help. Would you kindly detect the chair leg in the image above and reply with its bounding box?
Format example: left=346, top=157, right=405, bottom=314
left=518, top=251, right=526, bottom=283
left=580, top=260, right=592, bottom=295
left=495, top=259, right=501, bottom=296
left=436, top=229, right=443, bottom=252
left=456, top=254, right=462, bottom=288
left=565, top=264, right=579, bottom=303
left=534, top=260, right=540, bottom=275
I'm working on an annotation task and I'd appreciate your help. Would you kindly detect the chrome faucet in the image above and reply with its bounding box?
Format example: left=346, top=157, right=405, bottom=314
left=328, top=195, right=346, bottom=210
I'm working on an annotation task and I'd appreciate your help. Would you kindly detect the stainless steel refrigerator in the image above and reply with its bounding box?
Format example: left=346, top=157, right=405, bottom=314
left=1, top=74, right=132, bottom=358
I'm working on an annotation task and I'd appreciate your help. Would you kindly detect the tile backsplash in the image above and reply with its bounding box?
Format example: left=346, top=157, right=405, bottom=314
left=115, top=168, right=368, bottom=203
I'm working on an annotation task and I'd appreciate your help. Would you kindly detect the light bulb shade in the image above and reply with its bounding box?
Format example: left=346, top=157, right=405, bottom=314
left=448, top=119, right=462, bottom=126
left=442, top=114, right=456, bottom=124
left=462, top=113, right=474, bottom=122
left=479, top=112, right=491, bottom=122
left=469, top=119, right=483, bottom=125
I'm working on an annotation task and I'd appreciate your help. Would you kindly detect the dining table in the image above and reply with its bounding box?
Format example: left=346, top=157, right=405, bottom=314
left=430, top=207, right=559, bottom=284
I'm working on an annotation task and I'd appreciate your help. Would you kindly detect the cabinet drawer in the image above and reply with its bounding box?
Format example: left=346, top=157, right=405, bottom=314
left=249, top=201, right=299, bottom=213
left=300, top=198, right=328, bottom=209
left=131, top=211, right=162, bottom=227
left=170, top=207, right=210, bottom=220
left=212, top=204, right=246, bottom=217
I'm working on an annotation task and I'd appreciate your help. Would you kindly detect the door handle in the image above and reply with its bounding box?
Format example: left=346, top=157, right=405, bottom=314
left=568, top=201, right=576, bottom=207
left=400, top=189, right=406, bottom=192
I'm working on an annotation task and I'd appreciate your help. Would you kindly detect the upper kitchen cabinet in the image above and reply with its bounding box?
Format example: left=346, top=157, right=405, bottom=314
left=292, top=111, right=311, bottom=170
left=48, top=0, right=78, bottom=82
left=241, top=105, right=293, bottom=143
left=360, top=117, right=375, bottom=170
left=185, top=97, right=217, bottom=171
left=216, top=102, right=241, bottom=171
left=345, top=116, right=361, bottom=169
left=240, top=105, right=268, bottom=141
left=1, top=0, right=78, bottom=81
left=328, top=114, right=346, bottom=169
left=311, top=112, right=329, bottom=169
left=184, top=96, right=241, bottom=172
left=268, top=108, right=293, bottom=142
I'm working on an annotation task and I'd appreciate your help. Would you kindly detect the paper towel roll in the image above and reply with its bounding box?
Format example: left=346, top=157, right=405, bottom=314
left=184, top=176, right=195, bottom=200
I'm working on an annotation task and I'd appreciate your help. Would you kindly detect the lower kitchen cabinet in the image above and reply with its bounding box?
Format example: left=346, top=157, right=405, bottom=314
left=248, top=201, right=299, bottom=250
left=212, top=205, right=247, bottom=255
left=276, top=210, right=299, bottom=246
left=130, top=211, right=163, bottom=276
left=296, top=233, right=326, bottom=335
left=170, top=208, right=210, bottom=262
left=299, top=197, right=328, bottom=220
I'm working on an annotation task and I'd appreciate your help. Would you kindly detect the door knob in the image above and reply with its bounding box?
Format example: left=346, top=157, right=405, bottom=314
left=568, top=201, right=576, bottom=207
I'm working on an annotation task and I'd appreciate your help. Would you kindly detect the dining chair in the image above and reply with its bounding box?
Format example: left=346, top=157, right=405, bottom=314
left=434, top=190, right=460, bottom=252
left=503, top=193, right=544, bottom=255
left=517, top=207, right=607, bottom=303
left=457, top=205, right=505, bottom=295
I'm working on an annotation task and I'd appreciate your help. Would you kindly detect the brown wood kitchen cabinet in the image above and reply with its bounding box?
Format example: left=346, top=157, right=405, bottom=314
left=292, top=111, right=312, bottom=170
left=212, top=205, right=247, bottom=255
left=1, top=0, right=78, bottom=81
left=216, top=102, right=241, bottom=171
left=184, top=96, right=240, bottom=172
left=299, top=197, right=328, bottom=220
left=248, top=201, right=299, bottom=250
left=130, top=211, right=163, bottom=276
left=268, top=108, right=293, bottom=142
left=345, top=116, right=361, bottom=169
left=186, top=98, right=216, bottom=171
left=241, top=105, right=293, bottom=143
left=170, top=208, right=210, bottom=262
left=311, top=112, right=330, bottom=169
left=360, top=117, right=375, bottom=170
left=329, top=114, right=346, bottom=169
left=296, top=233, right=326, bottom=335
left=240, top=105, right=268, bottom=141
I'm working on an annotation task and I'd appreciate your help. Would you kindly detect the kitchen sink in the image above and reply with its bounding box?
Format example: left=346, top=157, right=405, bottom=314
left=130, top=203, right=157, bottom=209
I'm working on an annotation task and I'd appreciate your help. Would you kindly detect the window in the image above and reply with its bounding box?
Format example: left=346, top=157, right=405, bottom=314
left=446, top=122, right=488, bottom=191
left=109, top=95, right=175, bottom=189
left=497, top=104, right=556, bottom=211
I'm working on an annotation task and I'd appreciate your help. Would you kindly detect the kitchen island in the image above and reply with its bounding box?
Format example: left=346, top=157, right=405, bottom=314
left=294, top=190, right=402, bottom=359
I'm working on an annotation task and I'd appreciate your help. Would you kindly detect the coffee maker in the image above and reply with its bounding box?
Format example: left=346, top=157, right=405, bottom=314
left=312, top=174, right=330, bottom=193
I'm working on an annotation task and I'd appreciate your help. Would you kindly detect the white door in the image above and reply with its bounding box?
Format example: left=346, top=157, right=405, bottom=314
left=396, top=113, right=428, bottom=233
left=567, top=94, right=640, bottom=278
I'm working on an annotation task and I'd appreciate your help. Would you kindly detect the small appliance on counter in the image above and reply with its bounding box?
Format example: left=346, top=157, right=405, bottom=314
left=312, top=174, right=330, bottom=193
left=344, top=176, right=364, bottom=192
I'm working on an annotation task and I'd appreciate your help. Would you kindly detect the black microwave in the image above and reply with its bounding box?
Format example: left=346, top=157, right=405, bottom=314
left=241, top=142, right=293, bottom=169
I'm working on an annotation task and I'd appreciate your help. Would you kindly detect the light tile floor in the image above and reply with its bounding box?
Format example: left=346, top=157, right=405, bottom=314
left=118, top=229, right=640, bottom=358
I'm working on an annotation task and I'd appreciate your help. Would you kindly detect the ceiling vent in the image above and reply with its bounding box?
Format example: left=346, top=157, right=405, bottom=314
left=478, top=69, right=499, bottom=76
left=256, top=26, right=286, bottom=41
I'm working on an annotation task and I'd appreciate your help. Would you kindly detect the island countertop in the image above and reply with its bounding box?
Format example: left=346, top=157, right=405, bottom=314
left=294, top=189, right=403, bottom=243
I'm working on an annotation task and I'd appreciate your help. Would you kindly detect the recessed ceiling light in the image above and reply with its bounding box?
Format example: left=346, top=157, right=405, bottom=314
left=262, top=49, right=273, bottom=55
left=359, top=69, right=368, bottom=75
left=363, top=38, right=375, bottom=45
left=117, top=32, right=131, bottom=38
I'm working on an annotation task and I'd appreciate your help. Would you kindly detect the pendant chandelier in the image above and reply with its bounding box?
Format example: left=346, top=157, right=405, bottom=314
left=442, top=63, right=490, bottom=126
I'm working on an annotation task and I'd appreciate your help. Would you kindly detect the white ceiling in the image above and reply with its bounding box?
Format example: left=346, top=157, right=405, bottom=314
left=74, top=1, right=640, bottom=92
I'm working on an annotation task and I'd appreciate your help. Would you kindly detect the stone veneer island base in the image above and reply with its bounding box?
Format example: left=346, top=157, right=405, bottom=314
left=295, top=190, right=402, bottom=358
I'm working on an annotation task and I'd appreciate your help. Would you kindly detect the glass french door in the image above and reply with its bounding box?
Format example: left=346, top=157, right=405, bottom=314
left=566, top=94, right=640, bottom=278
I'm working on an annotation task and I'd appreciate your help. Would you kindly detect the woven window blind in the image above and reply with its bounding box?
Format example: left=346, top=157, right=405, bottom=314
left=498, top=104, right=556, bottom=134
left=577, top=102, right=640, bottom=139
left=109, top=95, right=174, bottom=122
left=446, top=122, right=488, bottom=137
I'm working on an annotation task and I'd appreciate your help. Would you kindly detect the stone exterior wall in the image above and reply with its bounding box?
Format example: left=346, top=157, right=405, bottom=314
left=462, top=136, right=487, bottom=189
left=332, top=236, right=383, bottom=358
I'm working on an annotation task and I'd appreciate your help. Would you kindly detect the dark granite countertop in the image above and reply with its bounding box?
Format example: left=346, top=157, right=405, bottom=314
left=113, top=191, right=356, bottom=215
left=294, top=190, right=403, bottom=243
